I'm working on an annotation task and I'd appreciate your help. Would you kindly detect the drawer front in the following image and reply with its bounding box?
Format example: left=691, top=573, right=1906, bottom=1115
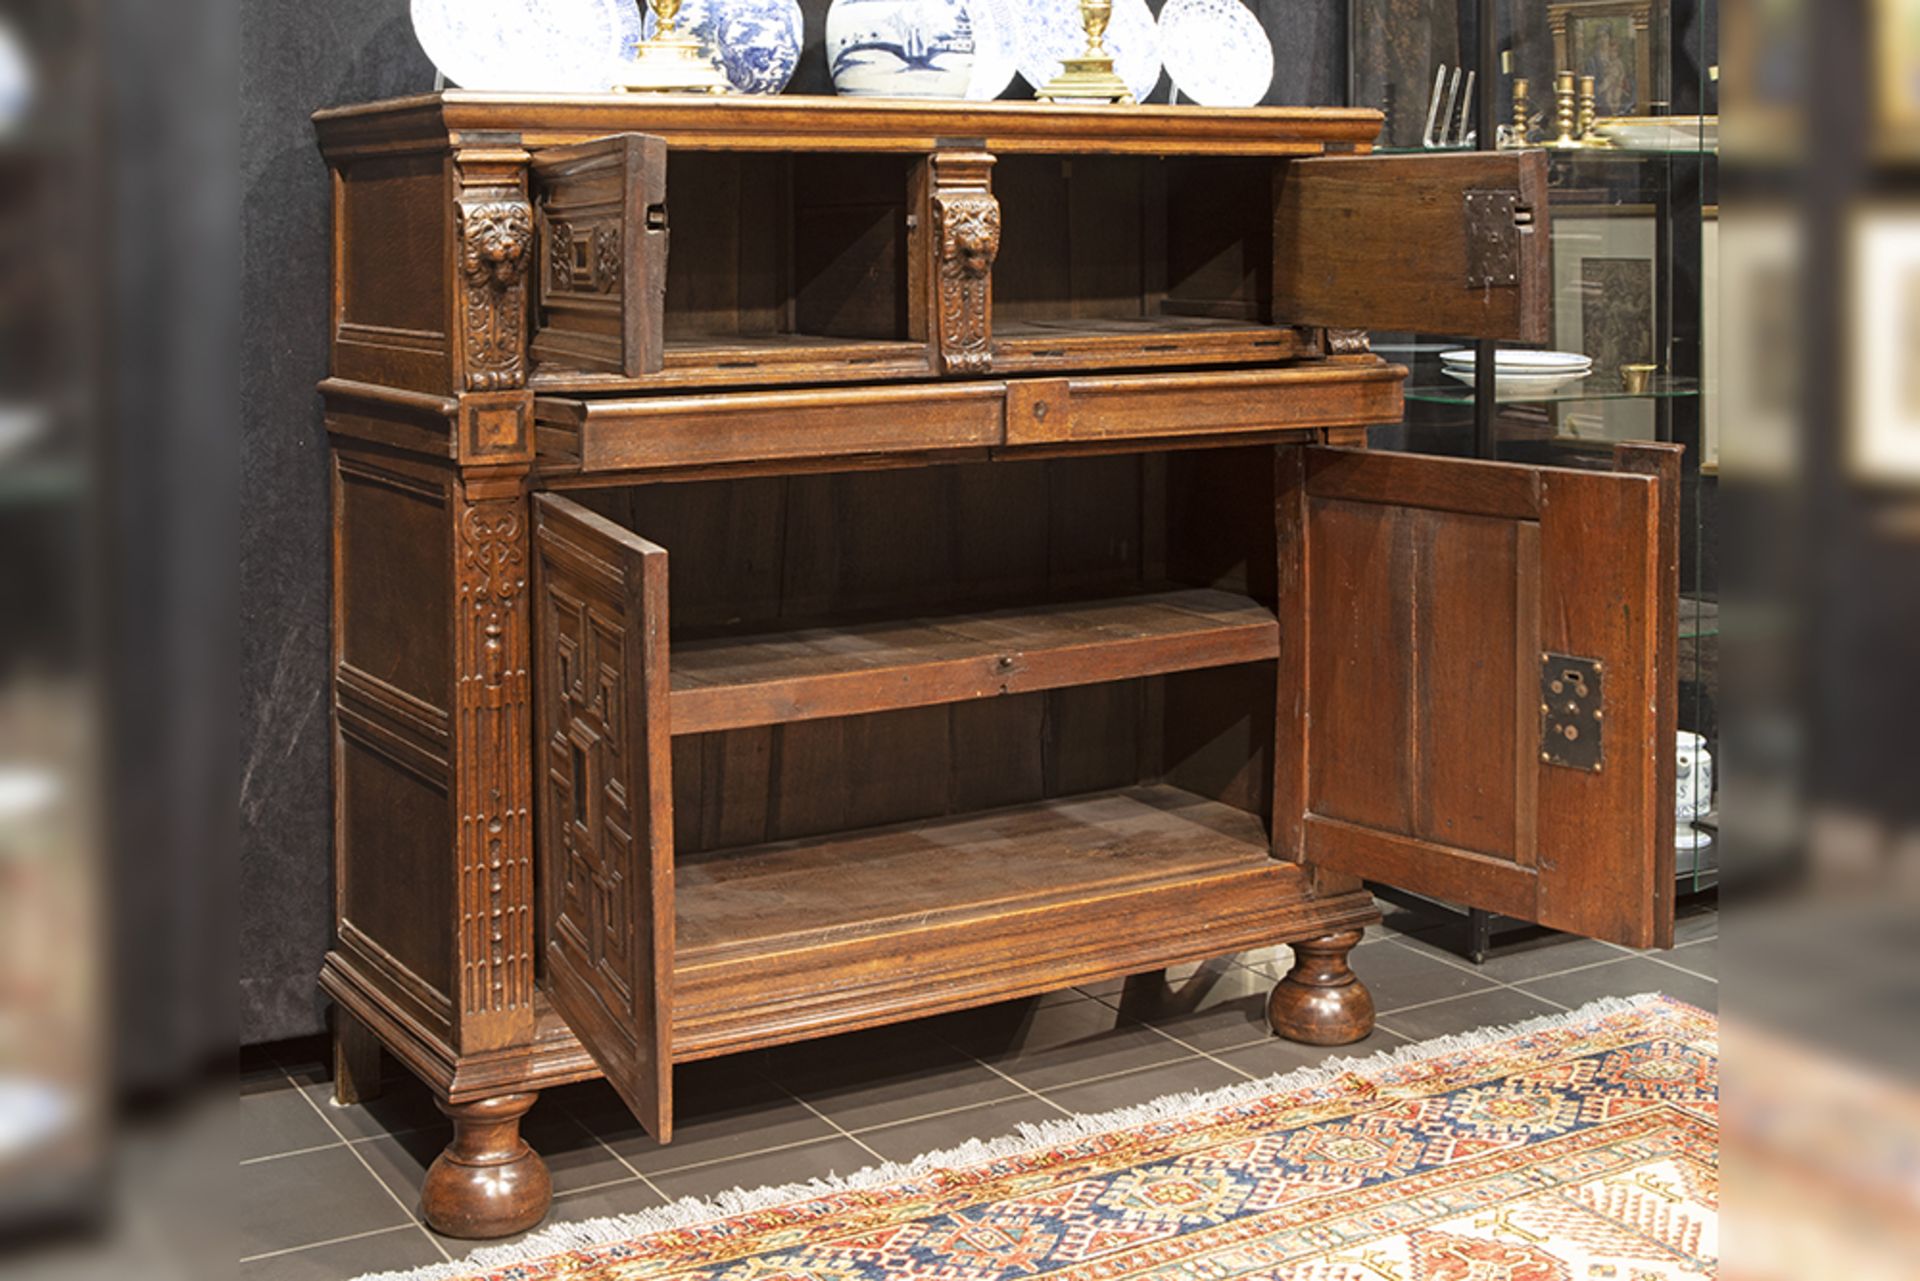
left=1002, top=365, right=1405, bottom=448
left=541, top=362, right=1406, bottom=475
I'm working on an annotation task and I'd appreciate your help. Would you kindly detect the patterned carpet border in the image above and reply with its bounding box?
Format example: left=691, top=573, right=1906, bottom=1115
left=356, top=992, right=1716, bottom=1281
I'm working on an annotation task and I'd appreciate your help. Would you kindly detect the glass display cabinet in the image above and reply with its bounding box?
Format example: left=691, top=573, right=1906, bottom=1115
left=1348, top=0, right=1719, bottom=958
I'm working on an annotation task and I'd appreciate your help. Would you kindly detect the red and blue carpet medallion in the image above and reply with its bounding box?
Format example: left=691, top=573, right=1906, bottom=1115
left=369, top=995, right=1717, bottom=1281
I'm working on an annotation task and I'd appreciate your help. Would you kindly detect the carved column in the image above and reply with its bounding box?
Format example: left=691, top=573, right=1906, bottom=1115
left=449, top=150, right=540, bottom=1057
left=929, top=151, right=1001, bottom=375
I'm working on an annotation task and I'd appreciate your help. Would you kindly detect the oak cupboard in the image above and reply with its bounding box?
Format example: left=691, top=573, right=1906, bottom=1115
left=312, top=94, right=1679, bottom=1239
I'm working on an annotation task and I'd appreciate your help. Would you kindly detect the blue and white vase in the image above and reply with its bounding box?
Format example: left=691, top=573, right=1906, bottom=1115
left=826, top=0, right=976, bottom=98
left=633, top=0, right=804, bottom=96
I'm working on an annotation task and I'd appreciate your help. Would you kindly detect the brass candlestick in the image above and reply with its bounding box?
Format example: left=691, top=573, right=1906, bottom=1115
left=1510, top=77, right=1532, bottom=147
left=1577, top=74, right=1600, bottom=142
left=1037, top=0, right=1134, bottom=105
left=1552, top=71, right=1581, bottom=148
left=616, top=0, right=730, bottom=95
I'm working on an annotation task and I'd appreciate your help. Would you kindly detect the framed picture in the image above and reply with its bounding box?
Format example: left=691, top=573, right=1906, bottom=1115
left=1548, top=0, right=1660, bottom=117
left=1875, top=0, right=1920, bottom=158
left=1850, top=207, right=1920, bottom=487
left=1551, top=208, right=1658, bottom=441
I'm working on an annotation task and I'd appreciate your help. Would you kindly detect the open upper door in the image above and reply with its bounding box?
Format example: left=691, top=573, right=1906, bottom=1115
left=533, top=494, right=674, bottom=1139
left=531, top=134, right=670, bottom=379
left=1278, top=443, right=1681, bottom=949
left=1274, top=151, right=1551, bottom=342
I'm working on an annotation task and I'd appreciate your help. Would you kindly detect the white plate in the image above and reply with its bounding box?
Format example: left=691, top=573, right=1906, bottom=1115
left=1016, top=0, right=1161, bottom=104
left=413, top=0, right=625, bottom=92
left=1595, top=115, right=1717, bottom=154
left=1160, top=0, right=1271, bottom=108
left=1443, top=367, right=1593, bottom=396
left=966, top=0, right=1021, bottom=100
left=1440, top=349, right=1592, bottom=373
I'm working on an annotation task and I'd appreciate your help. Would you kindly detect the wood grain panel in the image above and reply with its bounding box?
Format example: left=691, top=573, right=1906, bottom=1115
left=533, top=495, right=674, bottom=1140
left=1274, top=151, right=1550, bottom=341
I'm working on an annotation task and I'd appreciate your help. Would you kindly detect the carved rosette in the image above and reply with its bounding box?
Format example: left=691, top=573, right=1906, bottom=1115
left=454, top=494, right=534, bottom=1022
left=458, top=200, right=535, bottom=392
left=933, top=192, right=1001, bottom=375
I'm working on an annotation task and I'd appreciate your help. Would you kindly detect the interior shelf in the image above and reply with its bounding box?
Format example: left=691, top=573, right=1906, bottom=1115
left=669, top=587, right=1279, bottom=735
left=674, top=783, right=1277, bottom=961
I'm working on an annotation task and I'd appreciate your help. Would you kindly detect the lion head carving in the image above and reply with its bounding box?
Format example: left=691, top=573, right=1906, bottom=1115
left=461, top=203, right=534, bottom=289
left=941, top=201, right=1001, bottom=279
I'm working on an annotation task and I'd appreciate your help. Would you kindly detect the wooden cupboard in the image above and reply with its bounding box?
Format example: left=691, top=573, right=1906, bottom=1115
left=313, top=94, right=1678, bottom=1239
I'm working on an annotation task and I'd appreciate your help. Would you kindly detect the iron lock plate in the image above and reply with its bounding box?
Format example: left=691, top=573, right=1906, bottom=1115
left=1464, top=189, right=1526, bottom=289
left=1540, top=653, right=1604, bottom=772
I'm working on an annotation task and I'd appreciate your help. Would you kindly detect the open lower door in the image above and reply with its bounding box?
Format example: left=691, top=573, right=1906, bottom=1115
left=1274, top=151, right=1551, bottom=342
left=533, top=494, right=674, bottom=1139
left=1279, top=443, right=1681, bottom=949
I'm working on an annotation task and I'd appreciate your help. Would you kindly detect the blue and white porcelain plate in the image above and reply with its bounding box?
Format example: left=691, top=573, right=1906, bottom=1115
left=414, top=0, right=625, bottom=91
left=1161, top=0, right=1272, bottom=107
left=827, top=0, right=976, bottom=98
left=1015, top=0, right=1161, bottom=103
left=634, top=0, right=805, bottom=96
left=965, top=0, right=1021, bottom=101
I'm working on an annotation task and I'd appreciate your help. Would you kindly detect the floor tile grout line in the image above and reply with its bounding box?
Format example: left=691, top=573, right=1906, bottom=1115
left=1079, top=992, right=1264, bottom=1083
left=239, top=1222, right=435, bottom=1265
left=1380, top=932, right=1631, bottom=983
left=770, top=1079, right=891, bottom=1166
left=572, top=1117, right=677, bottom=1212
left=240, top=1139, right=348, bottom=1166
left=843, top=1087, right=1039, bottom=1136
left=293, top=1071, right=453, bottom=1263
left=950, top=1050, right=1077, bottom=1120
left=1646, top=952, right=1718, bottom=983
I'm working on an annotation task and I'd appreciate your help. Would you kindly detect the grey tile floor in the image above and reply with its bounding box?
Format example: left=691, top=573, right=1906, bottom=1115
left=239, top=896, right=1717, bottom=1279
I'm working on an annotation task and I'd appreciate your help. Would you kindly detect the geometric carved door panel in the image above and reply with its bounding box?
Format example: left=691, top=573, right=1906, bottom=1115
left=533, top=494, right=673, bottom=1139
left=1285, top=443, right=1680, bottom=950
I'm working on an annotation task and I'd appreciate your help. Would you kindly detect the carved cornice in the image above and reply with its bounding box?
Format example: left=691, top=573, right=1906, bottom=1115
left=458, top=200, right=534, bottom=392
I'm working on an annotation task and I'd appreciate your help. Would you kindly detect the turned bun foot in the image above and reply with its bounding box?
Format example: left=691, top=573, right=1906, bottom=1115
left=1267, top=929, right=1374, bottom=1046
left=422, top=1092, right=551, bottom=1239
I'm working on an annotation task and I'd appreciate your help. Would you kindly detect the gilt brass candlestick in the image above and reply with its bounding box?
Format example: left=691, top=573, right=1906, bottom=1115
left=1037, top=0, right=1134, bottom=105
left=1510, top=77, right=1532, bottom=147
left=1577, top=74, right=1600, bottom=143
left=1551, top=71, right=1581, bottom=148
left=616, top=0, right=730, bottom=95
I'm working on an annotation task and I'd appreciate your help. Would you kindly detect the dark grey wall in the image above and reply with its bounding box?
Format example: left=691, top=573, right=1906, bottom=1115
left=240, top=0, right=434, bottom=1043
left=238, top=0, right=1347, bottom=1045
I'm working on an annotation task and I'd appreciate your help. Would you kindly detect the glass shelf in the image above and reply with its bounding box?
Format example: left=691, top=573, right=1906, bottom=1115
left=1405, top=376, right=1701, bottom=406
left=1371, top=144, right=1715, bottom=160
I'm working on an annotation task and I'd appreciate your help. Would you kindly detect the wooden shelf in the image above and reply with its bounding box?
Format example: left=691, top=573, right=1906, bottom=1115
left=668, top=588, right=1278, bottom=735
left=671, top=784, right=1318, bottom=1058
left=677, top=785, right=1274, bottom=959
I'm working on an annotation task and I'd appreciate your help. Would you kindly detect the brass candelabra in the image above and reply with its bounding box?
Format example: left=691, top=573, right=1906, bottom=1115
left=616, top=0, right=730, bottom=95
left=1036, top=0, right=1134, bottom=105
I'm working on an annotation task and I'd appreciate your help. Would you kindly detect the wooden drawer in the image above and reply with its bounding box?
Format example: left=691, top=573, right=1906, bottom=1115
left=1002, top=364, right=1404, bottom=448
left=538, top=361, right=1405, bottom=476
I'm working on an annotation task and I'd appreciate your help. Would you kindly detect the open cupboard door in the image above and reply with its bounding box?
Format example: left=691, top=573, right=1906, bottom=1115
left=533, top=494, right=674, bottom=1139
left=1274, top=151, right=1551, bottom=342
left=531, top=134, right=669, bottom=379
left=1280, top=443, right=1681, bottom=949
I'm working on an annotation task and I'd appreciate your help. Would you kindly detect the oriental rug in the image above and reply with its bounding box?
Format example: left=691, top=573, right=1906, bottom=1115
left=364, top=994, right=1718, bottom=1281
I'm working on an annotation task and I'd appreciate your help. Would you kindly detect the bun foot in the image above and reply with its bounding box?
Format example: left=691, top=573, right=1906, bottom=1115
left=422, top=1093, right=551, bottom=1239
left=1267, top=929, right=1374, bottom=1046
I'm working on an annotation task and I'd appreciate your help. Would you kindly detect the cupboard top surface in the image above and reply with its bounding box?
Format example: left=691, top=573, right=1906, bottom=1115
left=313, top=92, right=1384, bottom=158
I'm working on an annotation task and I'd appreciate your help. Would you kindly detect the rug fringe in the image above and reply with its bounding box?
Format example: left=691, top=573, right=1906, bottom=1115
left=351, top=992, right=1674, bottom=1281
